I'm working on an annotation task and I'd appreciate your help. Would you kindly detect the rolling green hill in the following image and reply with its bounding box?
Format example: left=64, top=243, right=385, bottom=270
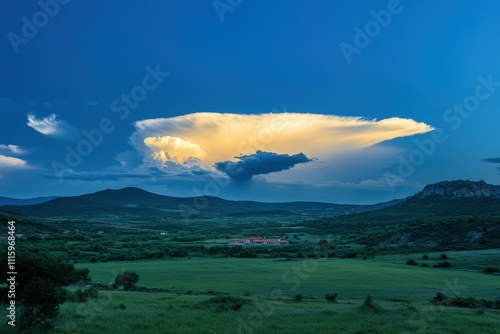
left=0, top=187, right=399, bottom=221
left=307, top=180, right=500, bottom=251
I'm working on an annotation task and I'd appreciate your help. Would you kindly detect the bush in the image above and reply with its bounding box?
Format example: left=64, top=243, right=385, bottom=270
left=362, top=295, right=382, bottom=312
left=236, top=250, right=257, bottom=258
left=406, top=259, right=418, bottom=266
left=325, top=293, right=338, bottom=302
left=484, top=267, right=499, bottom=274
left=67, top=287, right=98, bottom=303
left=294, top=294, right=303, bottom=301
left=431, top=292, right=448, bottom=304
left=364, top=295, right=375, bottom=308
left=430, top=292, right=500, bottom=310
left=422, top=254, right=429, bottom=260
left=115, top=304, right=126, bottom=310
left=433, top=261, right=451, bottom=268
left=114, top=271, right=139, bottom=290
left=447, top=296, right=480, bottom=308
left=440, top=253, right=448, bottom=260
left=203, top=295, right=250, bottom=312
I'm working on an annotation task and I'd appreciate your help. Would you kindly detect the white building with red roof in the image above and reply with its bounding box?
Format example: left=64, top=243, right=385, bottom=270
left=228, top=237, right=289, bottom=246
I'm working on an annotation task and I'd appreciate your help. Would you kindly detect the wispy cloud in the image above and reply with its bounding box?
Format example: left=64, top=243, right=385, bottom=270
left=0, top=144, right=26, bottom=155
left=0, top=97, right=25, bottom=108
left=26, top=113, right=77, bottom=141
left=42, top=169, right=152, bottom=181
left=0, top=155, right=28, bottom=168
left=87, top=101, right=99, bottom=107
left=130, top=112, right=433, bottom=175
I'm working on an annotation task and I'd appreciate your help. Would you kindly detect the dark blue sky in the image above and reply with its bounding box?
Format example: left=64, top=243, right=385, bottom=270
left=1, top=0, right=500, bottom=203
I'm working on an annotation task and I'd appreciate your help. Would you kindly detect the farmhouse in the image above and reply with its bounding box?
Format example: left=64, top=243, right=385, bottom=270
left=228, top=237, right=289, bottom=246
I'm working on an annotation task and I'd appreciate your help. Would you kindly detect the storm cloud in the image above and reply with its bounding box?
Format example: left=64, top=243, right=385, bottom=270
left=129, top=112, right=433, bottom=175
left=215, top=150, right=313, bottom=181
left=483, top=157, right=500, bottom=164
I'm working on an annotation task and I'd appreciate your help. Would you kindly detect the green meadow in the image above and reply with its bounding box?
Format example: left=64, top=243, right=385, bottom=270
left=56, top=291, right=500, bottom=334
left=34, top=251, right=497, bottom=333
left=76, top=255, right=500, bottom=301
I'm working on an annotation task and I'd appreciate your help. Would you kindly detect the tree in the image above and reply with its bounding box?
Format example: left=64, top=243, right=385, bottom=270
left=74, top=267, right=92, bottom=283
left=406, top=259, right=418, bottom=266
left=1, top=252, right=81, bottom=329
left=20, top=277, right=66, bottom=329
left=325, top=293, right=338, bottom=302
left=114, top=271, right=140, bottom=290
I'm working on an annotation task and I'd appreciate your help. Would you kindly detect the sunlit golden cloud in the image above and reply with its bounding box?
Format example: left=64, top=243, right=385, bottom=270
left=131, top=112, right=433, bottom=170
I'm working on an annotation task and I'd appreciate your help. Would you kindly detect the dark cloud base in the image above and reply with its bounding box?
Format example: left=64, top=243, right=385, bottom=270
left=483, top=157, right=500, bottom=174
left=215, top=150, right=313, bottom=182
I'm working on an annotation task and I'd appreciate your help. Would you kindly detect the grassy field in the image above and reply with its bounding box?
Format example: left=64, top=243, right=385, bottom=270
left=77, top=255, right=500, bottom=301
left=54, top=292, right=500, bottom=334
left=51, top=253, right=499, bottom=333
left=3, top=250, right=499, bottom=333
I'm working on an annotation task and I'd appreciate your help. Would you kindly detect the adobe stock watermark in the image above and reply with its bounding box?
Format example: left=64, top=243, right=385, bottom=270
left=7, top=0, right=71, bottom=54
left=213, top=0, right=242, bottom=21
left=383, top=74, right=499, bottom=191
left=179, top=106, right=290, bottom=224
left=51, top=64, right=169, bottom=180
left=339, top=0, right=408, bottom=64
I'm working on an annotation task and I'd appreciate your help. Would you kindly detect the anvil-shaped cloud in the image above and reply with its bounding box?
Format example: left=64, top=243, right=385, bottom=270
left=130, top=112, right=433, bottom=175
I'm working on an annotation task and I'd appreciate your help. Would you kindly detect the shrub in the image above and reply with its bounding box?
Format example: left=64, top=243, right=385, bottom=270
left=422, top=254, right=429, bottom=260
left=294, top=294, right=303, bottom=301
left=114, top=271, right=139, bottom=290
left=364, top=295, right=375, bottom=308
left=236, top=250, right=257, bottom=258
left=484, top=267, right=499, bottom=274
left=344, top=252, right=357, bottom=258
left=67, top=287, right=98, bottom=303
left=203, top=295, right=250, bottom=312
left=431, top=292, right=448, bottom=304
left=433, top=261, right=451, bottom=268
left=362, top=295, right=382, bottom=312
left=440, top=253, right=448, bottom=259
left=406, top=259, right=418, bottom=266
left=447, top=296, right=479, bottom=308
left=325, top=293, right=338, bottom=302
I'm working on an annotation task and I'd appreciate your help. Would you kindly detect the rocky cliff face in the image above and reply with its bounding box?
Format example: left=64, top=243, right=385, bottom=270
left=419, top=180, right=500, bottom=198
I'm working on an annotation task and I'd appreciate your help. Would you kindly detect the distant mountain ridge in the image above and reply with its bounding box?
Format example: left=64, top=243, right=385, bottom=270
left=0, top=196, right=59, bottom=206
left=1, top=180, right=499, bottom=222
left=0, top=187, right=399, bottom=221
left=419, top=180, right=500, bottom=199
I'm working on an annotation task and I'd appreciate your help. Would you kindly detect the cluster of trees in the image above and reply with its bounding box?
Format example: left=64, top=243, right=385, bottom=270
left=431, top=292, right=500, bottom=309
left=406, top=253, right=451, bottom=268
left=0, top=251, right=92, bottom=330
